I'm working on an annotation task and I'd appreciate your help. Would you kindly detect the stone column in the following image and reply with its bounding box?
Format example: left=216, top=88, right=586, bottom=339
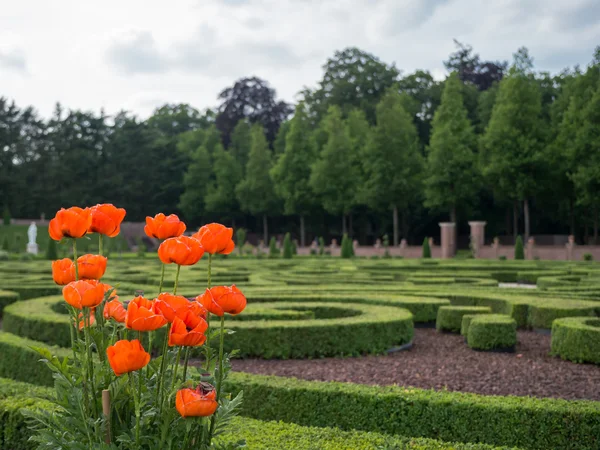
left=566, top=235, right=575, bottom=261
left=492, top=237, right=500, bottom=259
left=439, top=222, right=456, bottom=259
left=399, top=239, right=407, bottom=257
left=468, top=221, right=486, bottom=257
left=526, top=237, right=536, bottom=260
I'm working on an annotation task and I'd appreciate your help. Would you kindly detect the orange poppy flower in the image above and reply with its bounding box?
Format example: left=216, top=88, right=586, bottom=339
left=49, top=207, right=92, bottom=241
left=106, top=339, right=151, bottom=376
left=52, top=258, right=76, bottom=285
left=196, top=285, right=246, bottom=316
left=155, top=292, right=195, bottom=322
left=125, top=296, right=167, bottom=331
left=104, top=298, right=126, bottom=323
left=176, top=383, right=218, bottom=417
left=193, top=223, right=235, bottom=255
left=158, top=236, right=204, bottom=265
left=89, top=204, right=126, bottom=237
left=77, top=254, right=107, bottom=280
left=169, top=315, right=208, bottom=347
left=144, top=213, right=186, bottom=240
left=63, top=280, right=106, bottom=309
left=76, top=311, right=96, bottom=330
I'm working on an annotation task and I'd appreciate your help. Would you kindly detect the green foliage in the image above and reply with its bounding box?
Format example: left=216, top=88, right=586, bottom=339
left=514, top=235, right=524, bottom=260
left=309, top=106, right=359, bottom=216
left=382, top=234, right=391, bottom=258
left=136, top=237, right=146, bottom=257
left=436, top=306, right=491, bottom=333
left=229, top=119, right=252, bottom=170
left=424, top=73, right=479, bottom=220
left=235, top=228, right=247, bottom=252
left=282, top=233, right=293, bottom=259
left=466, top=315, right=517, bottom=350
left=205, top=145, right=243, bottom=220
left=236, top=125, right=278, bottom=218
left=318, top=237, right=325, bottom=256
left=45, top=238, right=58, bottom=260
left=0, top=250, right=8, bottom=261
left=583, top=253, right=593, bottom=261
left=551, top=317, right=600, bottom=364
left=340, top=234, right=354, bottom=258
left=268, top=237, right=279, bottom=258
left=179, top=144, right=212, bottom=222
left=422, top=237, right=431, bottom=258
left=2, top=235, right=9, bottom=251
left=2, top=206, right=10, bottom=226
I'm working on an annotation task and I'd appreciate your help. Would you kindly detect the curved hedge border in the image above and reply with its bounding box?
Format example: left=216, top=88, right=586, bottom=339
left=467, top=315, right=517, bottom=351
left=551, top=317, right=600, bottom=364
left=3, top=297, right=414, bottom=358
left=436, top=306, right=491, bottom=333
left=0, top=289, right=19, bottom=315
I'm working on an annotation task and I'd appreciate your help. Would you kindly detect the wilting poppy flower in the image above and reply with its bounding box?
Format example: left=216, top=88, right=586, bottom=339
left=125, top=296, right=167, bottom=331
left=106, top=339, right=150, bottom=376
left=176, top=383, right=218, bottom=417
left=155, top=292, right=199, bottom=323
left=77, top=254, right=107, bottom=280
left=52, top=258, right=76, bottom=285
left=89, top=204, right=126, bottom=237
left=169, top=315, right=208, bottom=347
left=193, top=223, right=235, bottom=255
left=196, top=285, right=246, bottom=316
left=158, top=236, right=204, bottom=266
left=76, top=311, right=96, bottom=330
left=49, top=207, right=92, bottom=241
left=63, top=280, right=106, bottom=309
left=104, top=298, right=126, bottom=323
left=144, top=213, right=186, bottom=240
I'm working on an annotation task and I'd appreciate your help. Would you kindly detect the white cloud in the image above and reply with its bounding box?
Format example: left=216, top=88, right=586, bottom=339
left=0, top=0, right=597, bottom=119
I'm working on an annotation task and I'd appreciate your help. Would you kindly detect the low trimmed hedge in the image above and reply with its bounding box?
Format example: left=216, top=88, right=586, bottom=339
left=225, top=372, right=600, bottom=450
left=460, top=314, right=487, bottom=336
left=0, top=378, right=515, bottom=450
left=3, top=297, right=414, bottom=358
left=551, top=317, right=600, bottom=364
left=467, top=315, right=517, bottom=351
left=527, top=301, right=599, bottom=329
left=436, top=306, right=491, bottom=333
left=0, top=289, right=19, bottom=315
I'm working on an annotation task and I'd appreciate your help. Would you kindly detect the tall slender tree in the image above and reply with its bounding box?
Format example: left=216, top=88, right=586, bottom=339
left=271, top=103, right=317, bottom=247
left=204, top=146, right=243, bottom=225
left=236, top=125, right=278, bottom=243
left=361, top=91, right=423, bottom=246
left=178, top=145, right=213, bottom=223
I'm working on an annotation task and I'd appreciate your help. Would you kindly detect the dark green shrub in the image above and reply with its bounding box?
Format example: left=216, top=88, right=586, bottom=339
left=2, top=205, right=10, bottom=226
left=268, top=237, right=279, bottom=258
left=14, top=234, right=22, bottom=253
left=45, top=237, right=58, bottom=260
left=551, top=317, right=600, bottom=364
left=499, top=255, right=507, bottom=261
left=340, top=233, right=353, bottom=258
left=292, top=239, right=297, bottom=255
left=236, top=228, right=247, bottom=254
left=283, top=233, right=293, bottom=259
left=514, top=235, right=524, bottom=260
left=309, top=248, right=317, bottom=256
left=0, top=251, right=8, bottom=261
left=460, top=313, right=487, bottom=336
left=436, top=306, right=491, bottom=333
left=382, top=234, right=390, bottom=258
left=467, top=315, right=517, bottom=350
left=2, top=235, right=9, bottom=251
left=422, top=237, right=431, bottom=258
left=318, top=237, right=325, bottom=255
left=136, top=237, right=146, bottom=257
left=583, top=253, right=593, bottom=261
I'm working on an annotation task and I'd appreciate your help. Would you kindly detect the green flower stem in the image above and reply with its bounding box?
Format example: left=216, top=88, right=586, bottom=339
left=208, top=315, right=226, bottom=443
left=173, top=264, right=181, bottom=295
left=84, top=308, right=97, bottom=417
left=72, top=239, right=79, bottom=280
left=130, top=372, right=142, bottom=448
left=98, top=234, right=103, bottom=256
left=171, top=346, right=182, bottom=392
left=156, top=323, right=171, bottom=415
left=204, top=254, right=212, bottom=372
left=182, top=347, right=191, bottom=381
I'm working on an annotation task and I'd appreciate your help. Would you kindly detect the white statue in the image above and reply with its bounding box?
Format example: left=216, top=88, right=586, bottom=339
left=26, top=222, right=39, bottom=255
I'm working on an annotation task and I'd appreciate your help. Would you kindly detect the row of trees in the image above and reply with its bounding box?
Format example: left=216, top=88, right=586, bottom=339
left=1, top=43, right=600, bottom=245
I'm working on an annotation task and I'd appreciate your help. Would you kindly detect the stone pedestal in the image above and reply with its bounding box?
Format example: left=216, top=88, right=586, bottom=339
left=468, top=221, right=486, bottom=257
left=26, top=243, right=38, bottom=255
left=526, top=237, right=536, bottom=260
left=439, top=222, right=456, bottom=259
left=492, top=237, right=500, bottom=259
left=566, top=235, right=575, bottom=260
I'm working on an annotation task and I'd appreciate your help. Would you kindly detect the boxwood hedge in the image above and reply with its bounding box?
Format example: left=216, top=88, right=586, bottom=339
left=551, top=317, right=600, bottom=364
left=436, top=306, right=491, bottom=332
left=466, top=315, right=517, bottom=351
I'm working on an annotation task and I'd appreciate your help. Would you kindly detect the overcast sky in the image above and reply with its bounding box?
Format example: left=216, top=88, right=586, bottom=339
left=1, top=0, right=598, bottom=119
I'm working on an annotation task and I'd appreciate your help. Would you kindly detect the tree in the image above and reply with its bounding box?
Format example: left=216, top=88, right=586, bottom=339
left=424, top=73, right=479, bottom=234
left=422, top=237, right=431, bottom=258
left=236, top=125, right=278, bottom=243
left=282, top=232, right=293, bottom=259
left=514, top=235, right=524, bottom=260
left=178, top=145, right=213, bottom=223
left=271, top=103, right=317, bottom=247
left=301, top=47, right=399, bottom=124
left=481, top=48, right=546, bottom=240
left=229, top=119, right=252, bottom=171
left=204, top=145, right=243, bottom=224
left=444, top=40, right=507, bottom=91
left=340, top=233, right=353, bottom=258
left=361, top=91, right=423, bottom=246
left=309, top=106, right=359, bottom=234
left=216, top=77, right=292, bottom=147
left=273, top=120, right=291, bottom=155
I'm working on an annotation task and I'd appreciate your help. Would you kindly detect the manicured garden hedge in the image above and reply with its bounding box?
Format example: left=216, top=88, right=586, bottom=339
left=0, top=289, right=19, bottom=315
left=436, top=306, right=491, bottom=332
left=466, top=315, right=517, bottom=351
left=551, top=317, right=600, bottom=364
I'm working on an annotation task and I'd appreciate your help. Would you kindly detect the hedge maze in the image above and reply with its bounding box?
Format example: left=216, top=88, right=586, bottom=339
left=1, top=257, right=600, bottom=448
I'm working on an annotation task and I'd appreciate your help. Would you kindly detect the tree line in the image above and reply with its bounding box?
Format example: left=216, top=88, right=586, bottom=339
left=1, top=42, right=600, bottom=246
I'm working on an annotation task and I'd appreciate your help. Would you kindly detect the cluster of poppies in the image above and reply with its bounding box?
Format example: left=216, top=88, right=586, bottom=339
left=48, top=204, right=246, bottom=418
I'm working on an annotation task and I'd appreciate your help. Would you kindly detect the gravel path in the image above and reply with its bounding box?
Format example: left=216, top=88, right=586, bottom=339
left=229, top=328, right=600, bottom=401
